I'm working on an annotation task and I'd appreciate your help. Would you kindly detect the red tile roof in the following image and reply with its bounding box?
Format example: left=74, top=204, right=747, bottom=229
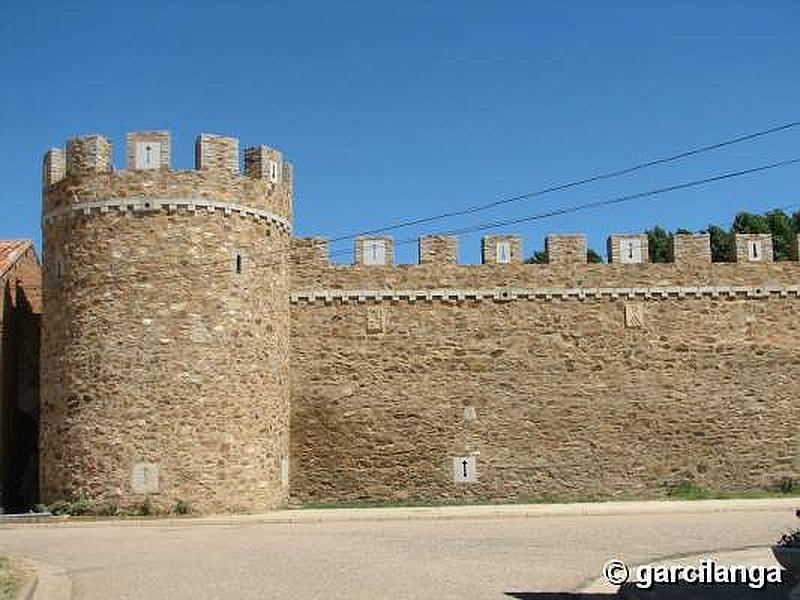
left=0, top=240, right=32, bottom=279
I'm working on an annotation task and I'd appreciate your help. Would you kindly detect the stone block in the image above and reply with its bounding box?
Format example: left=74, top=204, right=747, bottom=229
left=545, top=234, right=586, bottom=264
left=244, top=145, right=282, bottom=182
left=66, top=135, right=112, bottom=175
left=481, top=235, right=523, bottom=264
left=126, top=131, right=171, bottom=170
left=42, top=148, right=65, bottom=187
left=195, top=133, right=239, bottom=173
left=670, top=234, right=711, bottom=264
left=419, top=235, right=458, bottom=264
left=608, top=234, right=649, bottom=264
left=734, top=233, right=773, bottom=263
left=355, top=237, right=394, bottom=266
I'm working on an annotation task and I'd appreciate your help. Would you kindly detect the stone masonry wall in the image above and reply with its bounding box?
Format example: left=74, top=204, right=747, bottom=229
left=36, top=129, right=800, bottom=513
left=481, top=235, right=523, bottom=264
left=289, top=248, right=800, bottom=505
left=126, top=132, right=171, bottom=170
left=670, top=234, right=711, bottom=264
left=735, top=234, right=774, bottom=263
left=419, top=235, right=458, bottom=264
left=355, top=237, right=395, bottom=266
left=545, top=234, right=586, bottom=264
left=607, top=234, right=650, bottom=264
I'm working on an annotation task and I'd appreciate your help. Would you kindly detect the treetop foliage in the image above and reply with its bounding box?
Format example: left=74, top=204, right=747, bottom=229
left=526, top=249, right=602, bottom=264
left=525, top=208, right=800, bottom=263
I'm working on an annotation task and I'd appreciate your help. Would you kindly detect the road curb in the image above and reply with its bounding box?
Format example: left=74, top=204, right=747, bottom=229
left=12, top=556, right=36, bottom=600
left=13, top=556, right=71, bottom=600
left=1, top=497, right=797, bottom=529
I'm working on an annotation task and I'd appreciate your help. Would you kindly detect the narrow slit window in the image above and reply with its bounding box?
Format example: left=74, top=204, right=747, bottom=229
left=496, top=240, right=512, bottom=264
left=748, top=240, right=762, bottom=261
left=235, top=253, right=243, bottom=274
left=135, top=141, right=162, bottom=170
left=363, top=240, right=387, bottom=266
left=619, top=239, right=642, bottom=264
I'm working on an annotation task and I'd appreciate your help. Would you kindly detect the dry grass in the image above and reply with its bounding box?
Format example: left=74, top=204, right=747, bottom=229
left=0, top=557, right=21, bottom=600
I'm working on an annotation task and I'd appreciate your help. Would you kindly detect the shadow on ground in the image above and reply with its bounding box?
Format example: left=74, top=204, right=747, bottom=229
left=506, top=594, right=613, bottom=599
left=507, top=577, right=795, bottom=599
left=616, top=579, right=794, bottom=599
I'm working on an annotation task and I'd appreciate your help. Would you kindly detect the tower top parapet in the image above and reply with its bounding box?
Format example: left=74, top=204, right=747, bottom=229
left=41, top=131, right=294, bottom=227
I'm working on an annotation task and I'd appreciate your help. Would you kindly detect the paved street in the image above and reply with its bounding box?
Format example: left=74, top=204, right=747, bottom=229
left=0, top=500, right=797, bottom=599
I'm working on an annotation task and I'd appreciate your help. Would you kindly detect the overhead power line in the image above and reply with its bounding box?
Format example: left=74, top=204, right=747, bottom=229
left=41, top=119, right=798, bottom=280
left=37, top=154, right=800, bottom=292
left=423, top=157, right=800, bottom=238
left=321, top=120, right=800, bottom=245
left=315, top=156, right=800, bottom=260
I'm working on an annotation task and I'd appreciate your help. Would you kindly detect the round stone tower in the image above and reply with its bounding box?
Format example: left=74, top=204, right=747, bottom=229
left=39, top=131, right=293, bottom=513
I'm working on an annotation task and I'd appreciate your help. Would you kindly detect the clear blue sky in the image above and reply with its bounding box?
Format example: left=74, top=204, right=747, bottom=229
left=1, top=1, right=798, bottom=263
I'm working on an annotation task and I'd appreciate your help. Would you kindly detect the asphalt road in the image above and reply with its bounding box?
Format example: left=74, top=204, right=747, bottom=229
left=0, top=503, right=796, bottom=599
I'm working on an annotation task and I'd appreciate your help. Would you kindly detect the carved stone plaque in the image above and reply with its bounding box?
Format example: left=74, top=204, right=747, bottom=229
left=624, top=303, right=644, bottom=328
left=363, top=239, right=387, bottom=266
left=131, top=462, right=160, bottom=494
left=135, top=141, right=161, bottom=170
left=281, top=457, right=289, bottom=488
left=620, top=239, right=642, bottom=264
left=452, top=456, right=477, bottom=484
left=365, top=306, right=385, bottom=334
left=496, top=241, right=511, bottom=264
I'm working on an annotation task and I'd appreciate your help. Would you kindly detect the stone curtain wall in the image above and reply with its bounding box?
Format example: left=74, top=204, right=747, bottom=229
left=289, top=258, right=800, bottom=505
left=40, top=133, right=293, bottom=513
left=36, top=129, right=800, bottom=513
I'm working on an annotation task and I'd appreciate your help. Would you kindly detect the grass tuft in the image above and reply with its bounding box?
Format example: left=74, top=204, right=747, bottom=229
left=298, top=484, right=800, bottom=510
left=0, top=557, right=22, bottom=600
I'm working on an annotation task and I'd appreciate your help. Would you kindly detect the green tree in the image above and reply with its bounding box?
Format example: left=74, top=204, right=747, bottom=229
left=587, top=248, right=603, bottom=263
left=524, top=249, right=603, bottom=263
left=704, top=224, right=734, bottom=262
left=646, top=226, right=672, bottom=263
left=521, top=206, right=797, bottom=265
left=791, top=211, right=800, bottom=235
left=732, top=211, right=770, bottom=234
left=765, top=209, right=792, bottom=260
left=524, top=251, right=548, bottom=264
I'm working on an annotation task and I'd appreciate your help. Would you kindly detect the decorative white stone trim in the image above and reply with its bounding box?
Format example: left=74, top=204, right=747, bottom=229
left=42, top=197, right=291, bottom=233
left=290, top=285, right=800, bottom=304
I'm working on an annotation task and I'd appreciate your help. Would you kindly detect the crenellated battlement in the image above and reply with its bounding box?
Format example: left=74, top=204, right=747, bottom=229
left=290, top=231, right=800, bottom=297
left=126, top=131, right=171, bottom=171
left=292, top=232, right=794, bottom=267
left=41, top=131, right=294, bottom=224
